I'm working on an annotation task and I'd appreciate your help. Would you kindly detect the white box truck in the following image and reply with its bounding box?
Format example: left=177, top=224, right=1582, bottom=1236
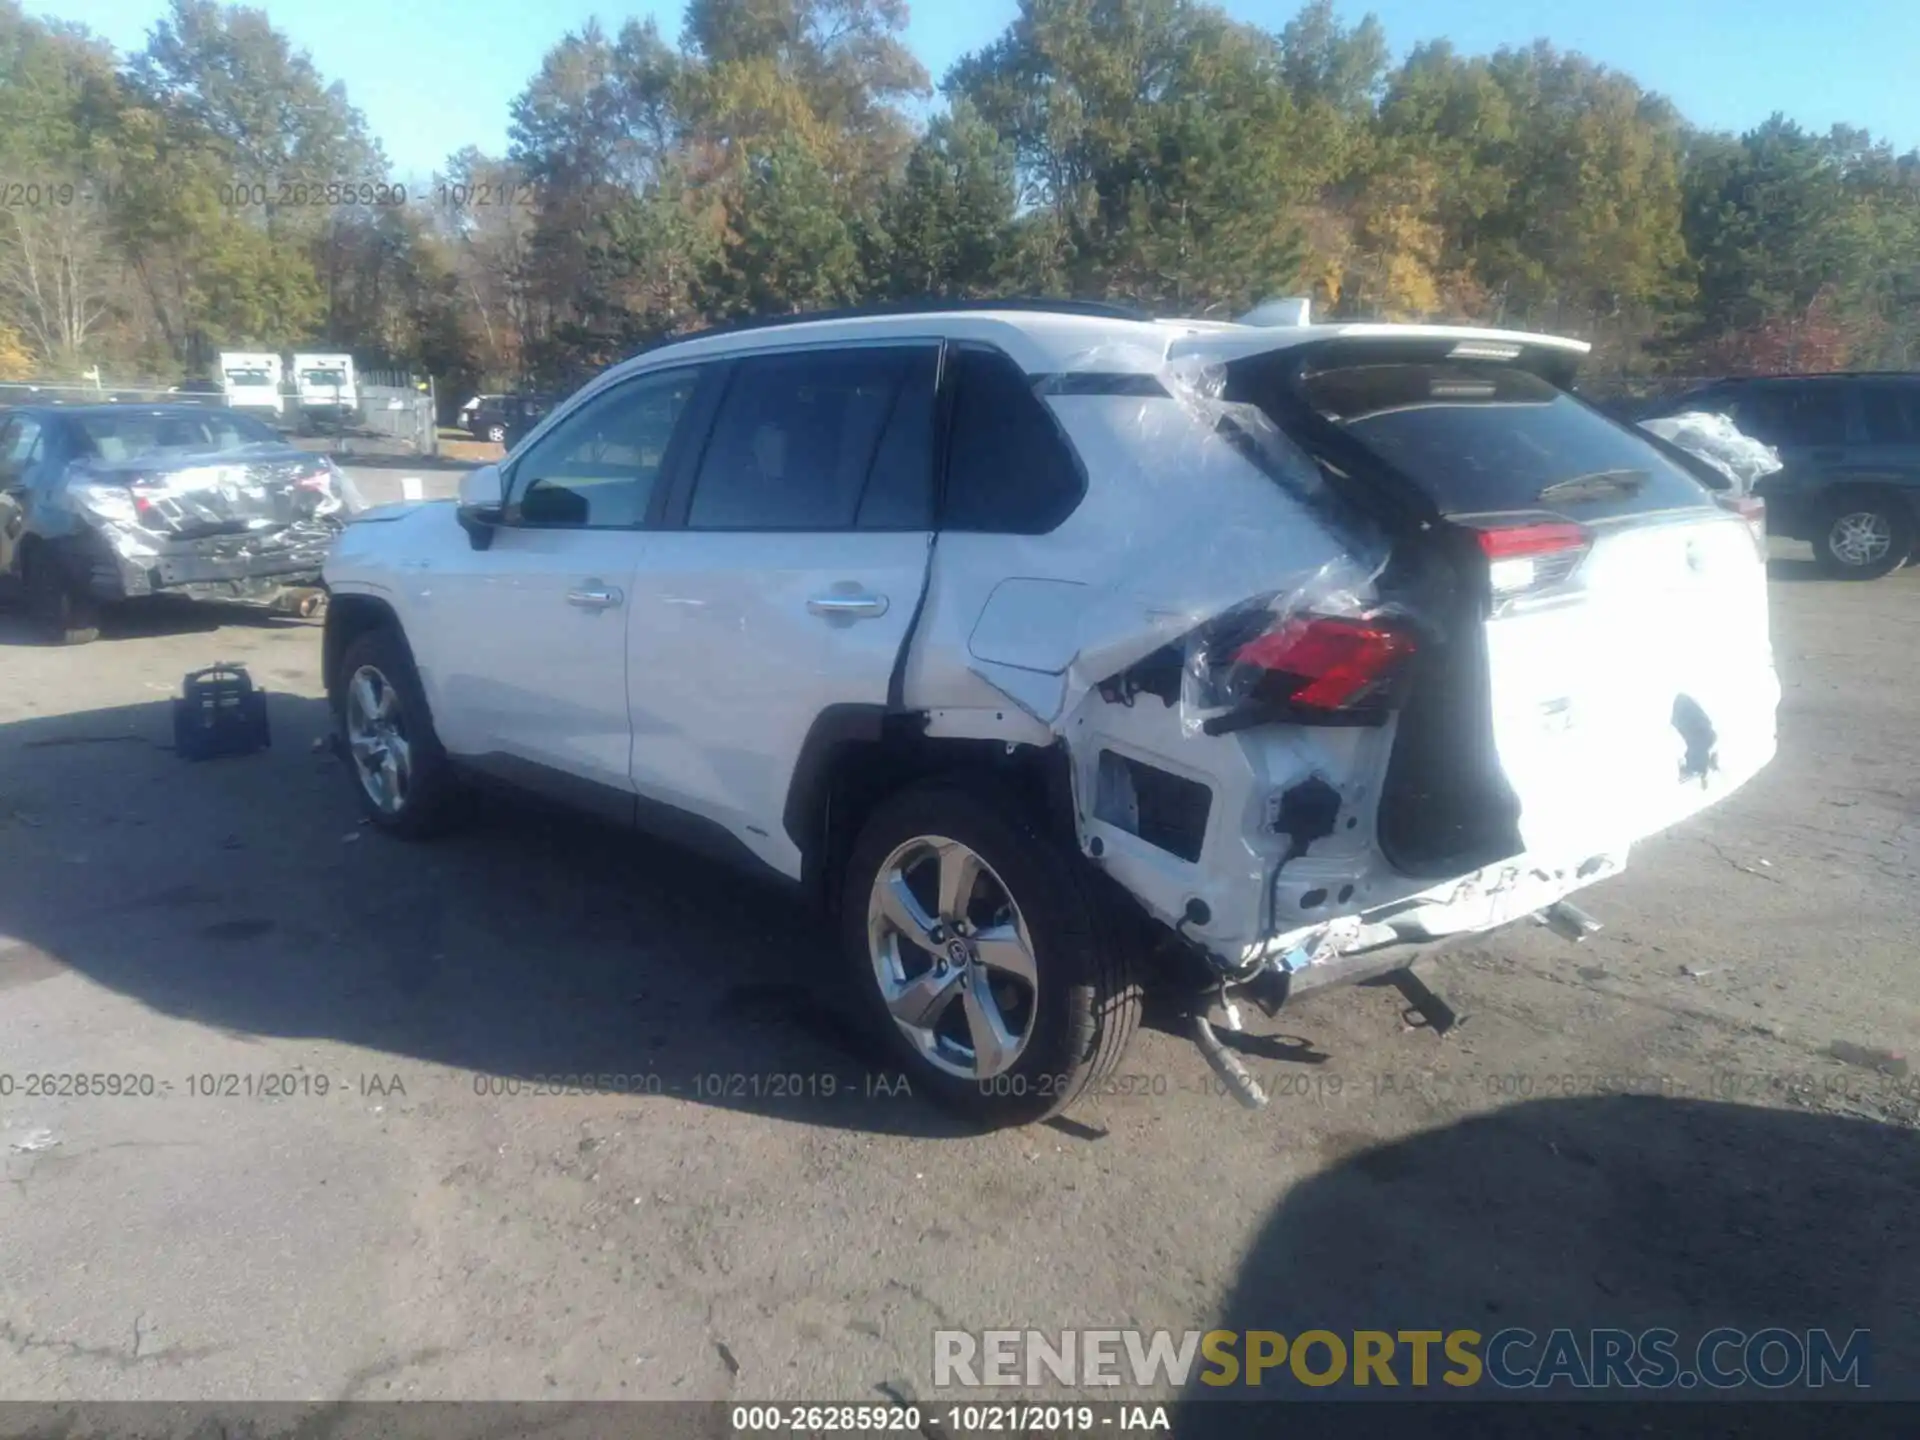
left=218, top=352, right=284, bottom=419
left=293, top=353, right=357, bottom=430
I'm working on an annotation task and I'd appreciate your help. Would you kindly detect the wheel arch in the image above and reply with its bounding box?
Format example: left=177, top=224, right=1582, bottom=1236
left=1818, top=478, right=1920, bottom=542
left=324, top=593, right=413, bottom=709
left=786, top=706, right=1081, bottom=911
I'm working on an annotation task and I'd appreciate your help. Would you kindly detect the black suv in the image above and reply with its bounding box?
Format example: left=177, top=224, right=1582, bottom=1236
left=1652, top=373, right=1920, bottom=579
left=466, top=393, right=555, bottom=446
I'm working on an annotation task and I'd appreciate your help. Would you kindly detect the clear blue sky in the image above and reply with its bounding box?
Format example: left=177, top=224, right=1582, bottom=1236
left=51, top=0, right=1920, bottom=181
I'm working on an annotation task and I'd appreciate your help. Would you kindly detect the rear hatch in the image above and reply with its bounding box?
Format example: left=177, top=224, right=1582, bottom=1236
left=1206, top=333, right=1778, bottom=876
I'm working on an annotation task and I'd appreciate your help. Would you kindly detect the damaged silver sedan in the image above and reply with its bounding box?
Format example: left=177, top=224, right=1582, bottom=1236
left=0, top=404, right=362, bottom=643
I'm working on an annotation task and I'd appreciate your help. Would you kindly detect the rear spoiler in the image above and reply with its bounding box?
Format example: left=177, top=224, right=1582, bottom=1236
left=1167, top=324, right=1592, bottom=391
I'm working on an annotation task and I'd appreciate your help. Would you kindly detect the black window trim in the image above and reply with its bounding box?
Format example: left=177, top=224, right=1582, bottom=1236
left=935, top=340, right=1091, bottom=536
left=658, top=338, right=946, bottom=535
left=498, top=362, right=712, bottom=532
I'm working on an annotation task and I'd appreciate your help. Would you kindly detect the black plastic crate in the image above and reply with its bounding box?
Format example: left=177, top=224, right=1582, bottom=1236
left=172, top=664, right=271, bottom=760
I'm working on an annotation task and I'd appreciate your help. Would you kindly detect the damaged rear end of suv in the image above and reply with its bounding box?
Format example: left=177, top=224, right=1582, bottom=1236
left=935, top=318, right=1779, bottom=1111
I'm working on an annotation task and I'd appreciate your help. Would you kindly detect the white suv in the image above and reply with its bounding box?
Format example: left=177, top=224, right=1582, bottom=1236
left=323, top=302, right=1779, bottom=1126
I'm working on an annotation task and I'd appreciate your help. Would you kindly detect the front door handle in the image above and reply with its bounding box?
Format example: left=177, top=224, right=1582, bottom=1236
left=807, top=591, right=889, bottom=619
left=566, top=583, right=623, bottom=611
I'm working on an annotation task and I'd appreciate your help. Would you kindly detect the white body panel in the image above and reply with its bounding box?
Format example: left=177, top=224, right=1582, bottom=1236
left=626, top=530, right=932, bottom=878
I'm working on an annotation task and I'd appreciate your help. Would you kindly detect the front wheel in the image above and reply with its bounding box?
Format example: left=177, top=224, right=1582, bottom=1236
left=336, top=627, right=469, bottom=837
left=839, top=780, right=1142, bottom=1128
left=1815, top=491, right=1914, bottom=579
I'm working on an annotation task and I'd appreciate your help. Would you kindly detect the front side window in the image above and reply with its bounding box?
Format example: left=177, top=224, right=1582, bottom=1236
left=1729, top=383, right=1849, bottom=448
left=507, top=367, right=700, bottom=529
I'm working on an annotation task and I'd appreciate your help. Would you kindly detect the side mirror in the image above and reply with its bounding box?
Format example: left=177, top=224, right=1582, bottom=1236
left=456, top=464, right=505, bottom=551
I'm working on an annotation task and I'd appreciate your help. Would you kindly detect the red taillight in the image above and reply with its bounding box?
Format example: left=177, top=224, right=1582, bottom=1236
left=1231, top=615, right=1418, bottom=712
left=1474, top=521, right=1589, bottom=560
left=1716, top=492, right=1767, bottom=556
left=1470, top=519, right=1592, bottom=597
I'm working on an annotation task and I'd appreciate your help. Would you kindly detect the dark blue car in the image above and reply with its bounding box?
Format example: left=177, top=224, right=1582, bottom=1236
left=1647, top=373, right=1920, bottom=579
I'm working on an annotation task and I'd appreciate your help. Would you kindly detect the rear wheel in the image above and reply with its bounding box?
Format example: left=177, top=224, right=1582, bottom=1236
left=1814, top=490, right=1913, bottom=580
left=484, top=423, right=506, bottom=445
left=24, top=544, right=100, bottom=645
left=839, top=780, right=1142, bottom=1128
left=336, top=627, right=468, bottom=837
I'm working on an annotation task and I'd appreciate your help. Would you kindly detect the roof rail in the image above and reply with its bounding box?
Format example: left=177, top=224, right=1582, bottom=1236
left=624, top=297, right=1156, bottom=360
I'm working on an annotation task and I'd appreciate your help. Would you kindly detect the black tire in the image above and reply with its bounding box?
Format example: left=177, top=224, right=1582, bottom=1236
left=484, top=423, right=506, bottom=445
left=23, top=543, right=101, bottom=645
left=838, top=778, right=1143, bottom=1128
left=1813, top=489, right=1914, bottom=580
left=334, top=625, right=468, bottom=837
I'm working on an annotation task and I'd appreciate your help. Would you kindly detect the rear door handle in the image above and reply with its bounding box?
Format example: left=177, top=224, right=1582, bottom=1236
left=807, top=591, right=889, bottom=619
left=566, top=583, right=623, bottom=610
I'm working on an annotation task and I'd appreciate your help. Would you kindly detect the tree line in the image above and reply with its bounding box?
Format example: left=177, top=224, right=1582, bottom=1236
left=2, top=0, right=1915, bottom=402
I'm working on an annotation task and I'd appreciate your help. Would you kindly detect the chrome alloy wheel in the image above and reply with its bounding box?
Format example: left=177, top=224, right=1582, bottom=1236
left=345, top=664, right=412, bottom=814
left=1829, top=510, right=1894, bottom=568
left=866, top=835, right=1040, bottom=1080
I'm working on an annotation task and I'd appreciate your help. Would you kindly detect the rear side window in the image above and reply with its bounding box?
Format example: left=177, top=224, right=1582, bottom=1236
left=1295, top=361, right=1714, bottom=521
left=941, top=347, right=1085, bottom=533
left=0, top=416, right=42, bottom=484
left=688, top=347, right=934, bottom=531
left=1728, top=383, right=1848, bottom=447
left=1860, top=385, right=1920, bottom=445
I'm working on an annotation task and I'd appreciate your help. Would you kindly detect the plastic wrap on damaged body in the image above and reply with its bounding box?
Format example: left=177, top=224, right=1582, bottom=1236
left=976, top=344, right=1411, bottom=741
left=1637, top=412, right=1782, bottom=495
left=949, top=344, right=1442, bottom=968
left=58, top=452, right=359, bottom=566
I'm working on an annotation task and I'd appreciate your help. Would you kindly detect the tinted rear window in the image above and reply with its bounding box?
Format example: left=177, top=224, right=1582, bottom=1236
left=1298, top=362, right=1714, bottom=520
left=75, top=411, right=281, bottom=460
left=1861, top=385, right=1920, bottom=445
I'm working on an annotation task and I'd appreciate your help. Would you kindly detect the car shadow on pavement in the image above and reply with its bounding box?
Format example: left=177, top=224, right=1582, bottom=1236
left=1176, top=1095, right=1918, bottom=1433
left=0, top=599, right=317, bottom=646
left=1765, top=557, right=1831, bottom=584
left=0, top=694, right=980, bottom=1138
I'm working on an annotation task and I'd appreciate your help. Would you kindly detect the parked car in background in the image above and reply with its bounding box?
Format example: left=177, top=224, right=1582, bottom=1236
left=465, top=392, right=555, bottom=446
left=456, top=394, right=496, bottom=436
left=0, top=404, right=361, bottom=643
left=324, top=301, right=1779, bottom=1127
left=1646, top=373, right=1920, bottom=578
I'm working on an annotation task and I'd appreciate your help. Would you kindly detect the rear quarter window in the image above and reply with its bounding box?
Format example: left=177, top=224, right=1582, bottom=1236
left=1297, top=361, right=1715, bottom=522
left=1860, top=385, right=1920, bottom=445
